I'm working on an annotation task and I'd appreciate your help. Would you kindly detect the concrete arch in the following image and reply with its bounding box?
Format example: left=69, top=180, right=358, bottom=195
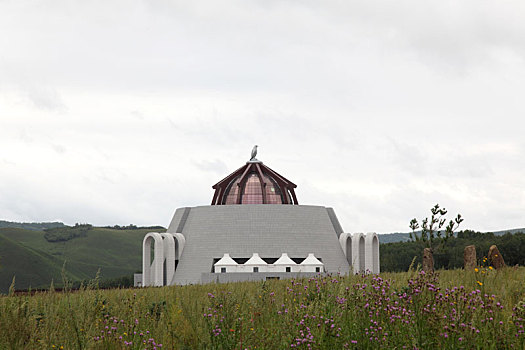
left=351, top=233, right=365, bottom=274
left=142, top=232, right=164, bottom=287
left=160, top=233, right=176, bottom=285
left=172, top=232, right=186, bottom=260
left=339, top=233, right=354, bottom=271
left=358, top=235, right=366, bottom=273
left=365, top=232, right=380, bottom=274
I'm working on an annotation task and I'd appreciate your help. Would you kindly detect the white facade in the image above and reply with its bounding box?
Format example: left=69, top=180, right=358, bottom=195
left=338, top=232, right=380, bottom=274
left=298, top=253, right=324, bottom=273
left=365, top=232, right=380, bottom=274
left=273, top=253, right=297, bottom=273
left=243, top=253, right=268, bottom=273
left=211, top=252, right=324, bottom=274
left=142, top=229, right=380, bottom=286
left=142, top=232, right=164, bottom=287
left=142, top=231, right=186, bottom=286
left=214, top=253, right=238, bottom=273
left=140, top=205, right=381, bottom=287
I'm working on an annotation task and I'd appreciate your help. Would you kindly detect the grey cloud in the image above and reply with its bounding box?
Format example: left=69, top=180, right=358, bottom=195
left=193, top=159, right=228, bottom=175
left=51, top=144, right=66, bottom=154
left=18, top=129, right=34, bottom=143
left=130, top=110, right=145, bottom=120
left=23, top=86, right=67, bottom=112
left=388, top=139, right=428, bottom=176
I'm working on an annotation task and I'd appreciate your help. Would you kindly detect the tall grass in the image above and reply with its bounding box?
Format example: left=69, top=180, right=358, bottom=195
left=1, top=268, right=524, bottom=349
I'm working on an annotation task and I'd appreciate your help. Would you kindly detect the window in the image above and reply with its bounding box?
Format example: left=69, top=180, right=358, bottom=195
left=316, top=267, right=321, bottom=273
left=242, top=174, right=264, bottom=204
left=253, top=267, right=259, bottom=273
left=286, top=266, right=291, bottom=272
left=221, top=267, right=226, bottom=273
left=223, top=177, right=241, bottom=204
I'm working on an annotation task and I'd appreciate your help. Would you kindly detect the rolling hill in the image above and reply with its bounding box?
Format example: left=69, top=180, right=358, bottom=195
left=0, top=225, right=165, bottom=294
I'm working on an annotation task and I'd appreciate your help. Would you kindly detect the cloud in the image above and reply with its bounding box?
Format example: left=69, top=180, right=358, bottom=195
left=23, top=86, right=67, bottom=112
left=193, top=159, right=229, bottom=175
left=0, top=1, right=524, bottom=233
left=51, top=144, right=66, bottom=154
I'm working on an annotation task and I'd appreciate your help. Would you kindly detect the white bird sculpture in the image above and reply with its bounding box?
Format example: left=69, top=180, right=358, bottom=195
left=250, top=145, right=258, bottom=161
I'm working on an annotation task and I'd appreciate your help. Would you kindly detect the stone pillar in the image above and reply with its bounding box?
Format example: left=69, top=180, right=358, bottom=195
left=464, top=245, right=477, bottom=270
left=422, top=248, right=434, bottom=273
left=488, top=245, right=505, bottom=269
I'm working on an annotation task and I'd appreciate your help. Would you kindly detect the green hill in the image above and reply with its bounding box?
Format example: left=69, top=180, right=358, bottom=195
left=0, top=226, right=165, bottom=293
left=0, top=220, right=65, bottom=231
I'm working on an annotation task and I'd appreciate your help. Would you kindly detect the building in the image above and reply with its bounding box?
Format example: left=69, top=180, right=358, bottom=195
left=140, top=148, right=379, bottom=286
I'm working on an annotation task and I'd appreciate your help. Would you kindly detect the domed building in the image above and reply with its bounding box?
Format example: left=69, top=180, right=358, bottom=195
left=140, top=148, right=379, bottom=286
left=211, top=155, right=298, bottom=205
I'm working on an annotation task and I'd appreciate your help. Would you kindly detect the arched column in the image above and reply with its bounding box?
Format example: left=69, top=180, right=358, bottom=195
left=351, top=233, right=365, bottom=274
left=339, top=233, right=353, bottom=271
left=365, top=232, right=380, bottom=274
left=172, top=232, right=186, bottom=260
left=142, top=232, right=164, bottom=287
left=160, top=233, right=175, bottom=286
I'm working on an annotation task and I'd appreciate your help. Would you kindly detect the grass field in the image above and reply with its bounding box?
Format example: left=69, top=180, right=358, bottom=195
left=0, top=227, right=165, bottom=293
left=1, top=267, right=524, bottom=349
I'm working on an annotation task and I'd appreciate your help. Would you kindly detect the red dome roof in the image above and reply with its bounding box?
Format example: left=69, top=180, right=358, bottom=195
left=211, top=159, right=298, bottom=205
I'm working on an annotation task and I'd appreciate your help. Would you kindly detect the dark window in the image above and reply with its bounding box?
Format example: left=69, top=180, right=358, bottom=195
left=286, top=266, right=291, bottom=272
left=221, top=267, right=226, bottom=273
left=223, top=177, right=241, bottom=204
left=316, top=267, right=321, bottom=273
left=265, top=176, right=283, bottom=204
left=253, top=267, right=259, bottom=273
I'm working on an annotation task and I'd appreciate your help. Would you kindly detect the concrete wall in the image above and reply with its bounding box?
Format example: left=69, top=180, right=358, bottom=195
left=166, top=205, right=350, bottom=285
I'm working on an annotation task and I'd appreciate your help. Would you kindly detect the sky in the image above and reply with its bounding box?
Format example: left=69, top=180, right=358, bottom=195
left=1, top=0, right=524, bottom=233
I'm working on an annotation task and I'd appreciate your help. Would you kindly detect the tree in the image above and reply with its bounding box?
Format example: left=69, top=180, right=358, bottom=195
left=409, top=204, right=463, bottom=270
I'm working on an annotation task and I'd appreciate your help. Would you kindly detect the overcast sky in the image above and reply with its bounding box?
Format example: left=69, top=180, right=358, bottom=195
left=1, top=0, right=524, bottom=233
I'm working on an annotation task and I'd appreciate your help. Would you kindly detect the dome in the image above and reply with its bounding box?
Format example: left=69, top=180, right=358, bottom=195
left=211, top=151, right=298, bottom=205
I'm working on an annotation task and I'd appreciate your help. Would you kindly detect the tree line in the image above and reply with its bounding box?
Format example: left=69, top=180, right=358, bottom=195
left=380, top=230, right=525, bottom=272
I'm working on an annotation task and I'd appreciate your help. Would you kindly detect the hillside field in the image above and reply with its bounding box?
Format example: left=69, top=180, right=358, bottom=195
left=0, top=268, right=524, bottom=349
left=0, top=227, right=166, bottom=294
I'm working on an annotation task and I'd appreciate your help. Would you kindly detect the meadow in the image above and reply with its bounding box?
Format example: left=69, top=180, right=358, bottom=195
left=1, top=266, right=524, bottom=349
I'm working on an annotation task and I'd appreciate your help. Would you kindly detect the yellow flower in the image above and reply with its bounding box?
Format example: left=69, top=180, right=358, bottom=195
left=489, top=266, right=493, bottom=270
left=477, top=281, right=483, bottom=286
left=60, top=347, right=64, bottom=350
left=474, top=268, right=479, bottom=272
